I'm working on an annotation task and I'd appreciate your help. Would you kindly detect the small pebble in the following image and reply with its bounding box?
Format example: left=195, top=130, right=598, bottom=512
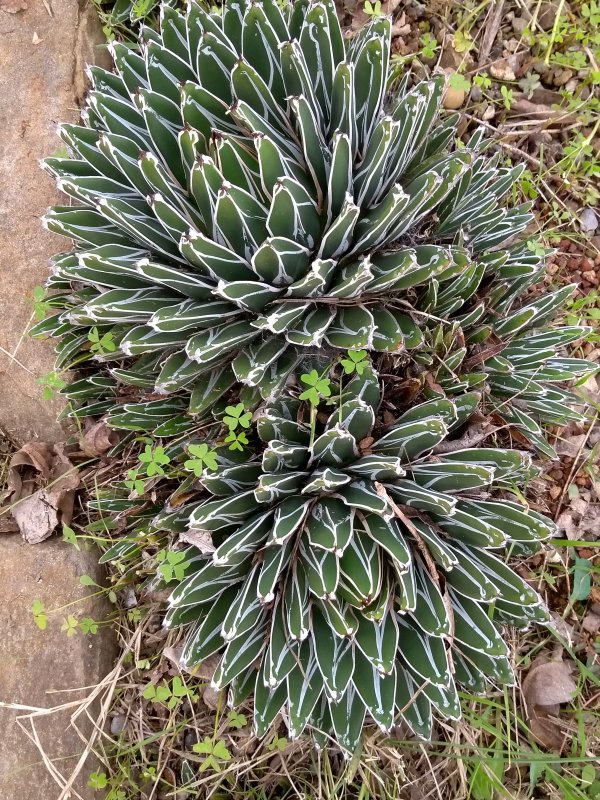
left=110, top=714, right=127, bottom=735
left=580, top=207, right=598, bottom=233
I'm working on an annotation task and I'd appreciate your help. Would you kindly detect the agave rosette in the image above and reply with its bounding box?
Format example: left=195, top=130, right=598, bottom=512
left=35, top=0, right=593, bottom=454
left=156, top=366, right=553, bottom=750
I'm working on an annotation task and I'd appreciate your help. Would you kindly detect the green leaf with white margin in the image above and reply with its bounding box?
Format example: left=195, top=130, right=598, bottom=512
left=409, top=558, right=450, bottom=637
left=212, top=620, right=268, bottom=689
left=242, top=3, right=286, bottom=105
left=463, top=545, right=544, bottom=606
left=338, top=526, right=383, bottom=604
left=310, top=426, right=357, bottom=467
left=267, top=496, right=311, bottom=545
left=354, top=603, right=398, bottom=675
left=257, top=538, right=294, bottom=602
left=327, top=131, right=352, bottom=221
left=289, top=95, right=331, bottom=201
left=353, top=19, right=390, bottom=151
left=180, top=229, right=256, bottom=282
left=150, top=299, right=240, bottom=332
left=251, top=236, right=310, bottom=285
left=212, top=511, right=273, bottom=567
left=329, top=61, right=357, bottom=155
left=395, top=665, right=432, bottom=739
left=327, top=257, right=374, bottom=299
left=189, top=364, right=237, bottom=416
left=450, top=591, right=507, bottom=657
left=265, top=596, right=299, bottom=686
left=318, top=195, right=360, bottom=260
left=459, top=499, right=555, bottom=543
left=214, top=183, right=269, bottom=262
left=396, top=617, right=450, bottom=688
left=352, top=650, right=396, bottom=732
left=312, top=604, right=354, bottom=701
left=359, top=512, right=411, bottom=574
left=372, top=417, right=448, bottom=460
left=285, top=306, right=337, bottom=347
left=254, top=471, right=308, bottom=503
left=442, top=544, right=500, bottom=602
left=350, top=454, right=405, bottom=481
left=302, top=468, right=351, bottom=494
left=179, top=586, right=238, bottom=667
left=336, top=480, right=391, bottom=518
left=221, top=565, right=265, bottom=641
left=330, top=685, right=366, bottom=752
left=327, top=398, right=375, bottom=442
left=408, top=461, right=494, bottom=493
left=300, top=536, right=339, bottom=599
left=430, top=503, right=507, bottom=548
left=284, top=562, right=310, bottom=640
left=190, top=490, right=259, bottom=532
left=286, top=643, right=324, bottom=739
left=253, top=673, right=288, bottom=738
left=386, top=480, right=457, bottom=516
left=267, top=177, right=321, bottom=249
left=262, top=439, right=309, bottom=473
left=306, top=497, right=353, bottom=554
left=455, top=642, right=514, bottom=685
left=325, top=306, right=376, bottom=349
left=186, top=320, right=260, bottom=365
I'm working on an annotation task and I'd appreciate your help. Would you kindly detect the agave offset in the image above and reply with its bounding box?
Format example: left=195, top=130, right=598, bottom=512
left=36, top=0, right=593, bottom=455
left=156, top=366, right=553, bottom=750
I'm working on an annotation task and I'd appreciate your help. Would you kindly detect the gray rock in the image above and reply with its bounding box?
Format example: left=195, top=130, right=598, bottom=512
left=0, top=537, right=116, bottom=800
left=580, top=207, right=598, bottom=233
left=0, top=0, right=110, bottom=445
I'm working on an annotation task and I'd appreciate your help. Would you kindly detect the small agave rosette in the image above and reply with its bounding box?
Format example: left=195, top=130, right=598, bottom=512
left=160, top=367, right=553, bottom=750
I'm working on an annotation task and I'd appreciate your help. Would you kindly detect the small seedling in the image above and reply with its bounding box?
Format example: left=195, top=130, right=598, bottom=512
left=299, top=369, right=332, bottom=406
left=37, top=371, right=66, bottom=401
left=157, top=549, right=189, bottom=582
left=184, top=443, right=219, bottom=476
left=267, top=735, right=288, bottom=752
left=88, top=771, right=108, bottom=790
left=223, top=403, right=252, bottom=431
left=227, top=710, right=247, bottom=729
left=79, top=617, right=99, bottom=635
left=88, top=327, right=117, bottom=355
left=192, top=737, right=232, bottom=772
left=139, top=444, right=170, bottom=477
left=61, top=615, right=79, bottom=637
left=32, top=599, right=48, bottom=631
left=340, top=349, right=369, bottom=376
left=224, top=430, right=249, bottom=451
left=124, top=467, right=145, bottom=495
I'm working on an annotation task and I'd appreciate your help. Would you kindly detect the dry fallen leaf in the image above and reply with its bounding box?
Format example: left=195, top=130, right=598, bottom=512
left=522, top=655, right=577, bottom=750
left=2, top=442, right=80, bottom=544
left=81, top=419, right=119, bottom=457
left=178, top=528, right=215, bottom=553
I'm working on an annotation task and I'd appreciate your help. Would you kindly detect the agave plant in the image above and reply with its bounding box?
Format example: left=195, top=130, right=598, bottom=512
left=155, top=365, right=553, bottom=750
left=35, top=0, right=593, bottom=456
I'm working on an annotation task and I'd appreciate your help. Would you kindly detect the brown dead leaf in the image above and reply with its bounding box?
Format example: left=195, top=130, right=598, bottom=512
left=522, top=655, right=577, bottom=750
left=178, top=528, right=215, bottom=553
left=0, top=0, right=27, bottom=12
left=81, top=420, right=119, bottom=457
left=2, top=442, right=80, bottom=544
left=582, top=612, right=600, bottom=635
left=0, top=516, right=19, bottom=533
left=202, top=685, right=221, bottom=710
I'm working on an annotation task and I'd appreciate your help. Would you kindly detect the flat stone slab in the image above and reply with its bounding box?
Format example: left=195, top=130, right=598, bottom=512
left=0, top=0, right=110, bottom=444
left=0, top=1, right=116, bottom=797
left=0, top=537, right=115, bottom=800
